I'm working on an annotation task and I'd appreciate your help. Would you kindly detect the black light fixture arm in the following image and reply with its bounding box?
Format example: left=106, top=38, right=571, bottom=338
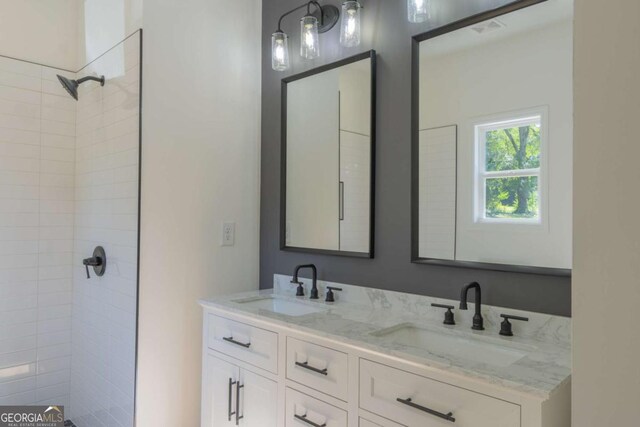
left=76, top=75, right=105, bottom=86
left=275, top=1, right=338, bottom=33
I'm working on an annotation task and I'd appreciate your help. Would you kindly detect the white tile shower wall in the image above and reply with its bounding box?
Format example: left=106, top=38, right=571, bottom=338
left=69, top=32, right=139, bottom=427
left=0, top=57, right=75, bottom=408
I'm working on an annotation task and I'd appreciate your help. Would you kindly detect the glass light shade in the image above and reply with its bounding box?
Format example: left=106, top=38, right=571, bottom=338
left=340, top=1, right=362, bottom=47
left=272, top=31, right=290, bottom=71
left=300, top=15, right=320, bottom=59
left=408, top=0, right=430, bottom=23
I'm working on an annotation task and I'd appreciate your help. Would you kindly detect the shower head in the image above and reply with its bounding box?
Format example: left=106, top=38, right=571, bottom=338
left=56, top=74, right=105, bottom=101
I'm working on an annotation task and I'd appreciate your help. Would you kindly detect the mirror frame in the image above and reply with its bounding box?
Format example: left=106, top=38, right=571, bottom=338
left=280, top=50, right=377, bottom=258
left=410, top=0, right=571, bottom=277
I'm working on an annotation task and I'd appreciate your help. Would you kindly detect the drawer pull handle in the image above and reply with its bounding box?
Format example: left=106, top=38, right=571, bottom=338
left=223, top=336, right=251, bottom=348
left=235, top=382, right=244, bottom=425
left=396, top=397, right=456, bottom=423
left=294, top=413, right=326, bottom=427
left=295, top=361, right=328, bottom=376
left=228, top=378, right=236, bottom=421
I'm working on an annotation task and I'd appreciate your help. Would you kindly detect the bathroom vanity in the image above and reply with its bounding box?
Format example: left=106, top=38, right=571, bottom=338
left=200, top=276, right=571, bottom=427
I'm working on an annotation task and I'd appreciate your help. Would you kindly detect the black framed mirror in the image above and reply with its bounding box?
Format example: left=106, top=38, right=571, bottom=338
left=281, top=50, right=376, bottom=258
left=411, top=0, right=572, bottom=276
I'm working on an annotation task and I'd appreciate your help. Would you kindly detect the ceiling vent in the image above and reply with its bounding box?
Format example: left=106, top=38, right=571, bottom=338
left=470, top=19, right=506, bottom=35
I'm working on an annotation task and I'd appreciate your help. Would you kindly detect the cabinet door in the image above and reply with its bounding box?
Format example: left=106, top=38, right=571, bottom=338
left=202, top=354, right=240, bottom=427
left=238, top=369, right=278, bottom=427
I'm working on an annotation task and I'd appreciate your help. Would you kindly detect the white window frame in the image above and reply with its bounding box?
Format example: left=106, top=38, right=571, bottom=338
left=473, top=107, right=548, bottom=226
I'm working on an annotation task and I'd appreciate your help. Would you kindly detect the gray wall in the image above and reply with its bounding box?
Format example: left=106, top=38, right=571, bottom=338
left=260, top=0, right=571, bottom=316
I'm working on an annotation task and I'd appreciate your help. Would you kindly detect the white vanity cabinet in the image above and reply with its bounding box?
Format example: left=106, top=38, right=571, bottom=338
left=202, top=353, right=278, bottom=427
left=201, top=307, right=570, bottom=427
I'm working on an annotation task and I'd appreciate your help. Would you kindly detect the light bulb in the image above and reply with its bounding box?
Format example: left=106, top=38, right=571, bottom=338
left=300, top=15, right=320, bottom=59
left=408, top=0, right=430, bottom=23
left=272, top=31, right=290, bottom=71
left=340, top=1, right=362, bottom=48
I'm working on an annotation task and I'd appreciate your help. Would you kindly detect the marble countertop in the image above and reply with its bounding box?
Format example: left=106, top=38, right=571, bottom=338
left=199, top=278, right=571, bottom=400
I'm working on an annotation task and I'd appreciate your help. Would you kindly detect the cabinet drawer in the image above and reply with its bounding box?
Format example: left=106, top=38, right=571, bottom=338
left=286, top=387, right=347, bottom=427
left=208, top=314, right=278, bottom=374
left=359, top=359, right=520, bottom=427
left=359, top=418, right=403, bottom=427
left=286, top=337, right=349, bottom=401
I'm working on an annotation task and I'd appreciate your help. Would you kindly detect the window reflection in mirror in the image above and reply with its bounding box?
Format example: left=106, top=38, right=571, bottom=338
left=414, top=0, right=572, bottom=272
left=282, top=51, right=375, bottom=258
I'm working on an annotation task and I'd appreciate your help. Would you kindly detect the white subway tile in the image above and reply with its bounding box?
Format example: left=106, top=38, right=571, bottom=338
left=0, top=142, right=40, bottom=158
left=0, top=254, right=38, bottom=269
left=40, top=200, right=73, bottom=214
left=0, top=376, right=36, bottom=397
left=35, top=382, right=69, bottom=402
left=37, top=305, right=71, bottom=322
left=41, top=93, right=75, bottom=112
left=0, top=282, right=37, bottom=299
left=0, top=294, right=37, bottom=312
left=41, top=80, right=69, bottom=97
left=40, top=173, right=74, bottom=188
left=37, top=330, right=71, bottom=347
left=37, top=279, right=71, bottom=294
left=0, top=213, right=39, bottom=227
left=0, top=170, right=39, bottom=186
left=0, top=389, right=36, bottom=406
left=41, top=133, right=74, bottom=150
left=36, top=356, right=70, bottom=374
left=40, top=159, right=74, bottom=175
left=39, top=213, right=74, bottom=228
left=36, top=369, right=69, bottom=389
left=0, top=57, right=41, bottom=78
left=42, top=107, right=75, bottom=125
left=0, top=184, right=39, bottom=199
left=38, top=226, right=73, bottom=241
left=0, top=335, right=37, bottom=355
left=0, top=308, right=37, bottom=326
left=0, top=99, right=40, bottom=118
left=0, top=71, right=41, bottom=91
left=37, top=317, right=71, bottom=335
left=37, top=291, right=72, bottom=308
left=41, top=120, right=75, bottom=137
left=0, top=322, right=36, bottom=341
left=0, top=227, right=38, bottom=241
left=0, top=113, right=40, bottom=132
left=0, top=156, right=39, bottom=172
left=0, top=267, right=38, bottom=283
left=41, top=147, right=75, bottom=162
left=0, top=127, right=39, bottom=145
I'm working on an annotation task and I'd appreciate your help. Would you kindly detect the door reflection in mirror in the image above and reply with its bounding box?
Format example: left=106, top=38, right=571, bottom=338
left=282, top=51, right=375, bottom=257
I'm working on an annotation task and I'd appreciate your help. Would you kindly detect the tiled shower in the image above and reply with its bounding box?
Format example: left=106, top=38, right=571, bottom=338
left=0, top=32, right=140, bottom=427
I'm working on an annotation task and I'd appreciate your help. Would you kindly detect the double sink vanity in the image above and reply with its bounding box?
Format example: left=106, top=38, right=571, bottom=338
left=200, top=275, right=571, bottom=427
left=202, top=0, right=574, bottom=425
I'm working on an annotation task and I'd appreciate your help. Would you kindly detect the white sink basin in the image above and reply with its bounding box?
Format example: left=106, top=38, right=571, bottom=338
left=233, top=296, right=327, bottom=317
left=371, top=323, right=528, bottom=367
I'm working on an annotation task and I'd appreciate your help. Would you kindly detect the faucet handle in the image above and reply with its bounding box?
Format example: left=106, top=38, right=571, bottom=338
left=325, top=286, right=342, bottom=303
left=499, top=314, right=529, bottom=336
left=431, top=303, right=456, bottom=325
left=290, top=280, right=305, bottom=297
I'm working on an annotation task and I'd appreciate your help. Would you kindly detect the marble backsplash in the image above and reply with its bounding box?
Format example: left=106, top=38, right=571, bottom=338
left=273, top=274, right=571, bottom=347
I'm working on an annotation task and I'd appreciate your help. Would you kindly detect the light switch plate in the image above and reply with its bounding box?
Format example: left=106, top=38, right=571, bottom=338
left=222, top=222, right=235, bottom=246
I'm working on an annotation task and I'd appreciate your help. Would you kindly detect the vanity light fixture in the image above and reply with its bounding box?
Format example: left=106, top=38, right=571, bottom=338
left=408, top=0, right=430, bottom=23
left=272, top=32, right=290, bottom=71
left=340, top=1, right=362, bottom=47
left=300, top=14, right=320, bottom=59
left=271, top=1, right=341, bottom=71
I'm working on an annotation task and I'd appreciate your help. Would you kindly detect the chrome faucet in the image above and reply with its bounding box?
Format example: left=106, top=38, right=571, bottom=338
left=459, top=282, right=484, bottom=330
left=291, top=264, right=319, bottom=299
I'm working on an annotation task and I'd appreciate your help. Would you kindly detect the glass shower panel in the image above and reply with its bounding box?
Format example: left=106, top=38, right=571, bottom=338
left=0, top=30, right=141, bottom=427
